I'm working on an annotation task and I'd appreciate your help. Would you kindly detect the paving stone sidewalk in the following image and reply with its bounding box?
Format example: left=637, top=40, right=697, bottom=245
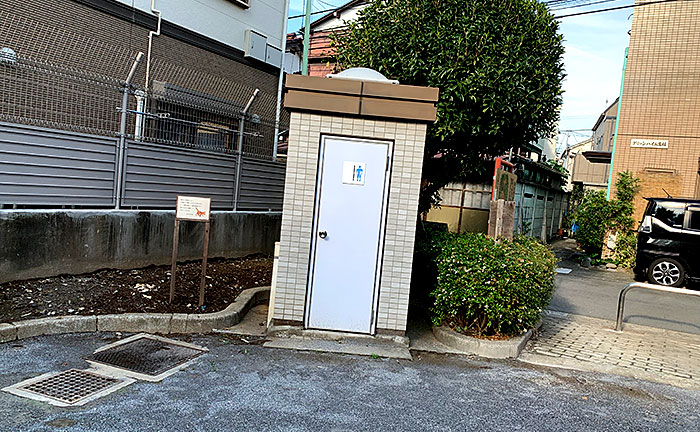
left=520, top=311, right=700, bottom=389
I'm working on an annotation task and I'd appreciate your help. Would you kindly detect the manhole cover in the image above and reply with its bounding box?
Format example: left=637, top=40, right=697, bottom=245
left=86, top=334, right=207, bottom=381
left=2, top=369, right=133, bottom=407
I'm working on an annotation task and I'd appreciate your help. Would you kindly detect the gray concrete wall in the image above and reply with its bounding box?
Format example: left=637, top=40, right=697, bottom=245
left=0, top=210, right=281, bottom=283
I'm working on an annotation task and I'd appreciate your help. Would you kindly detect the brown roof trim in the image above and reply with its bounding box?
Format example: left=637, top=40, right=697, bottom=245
left=284, top=75, right=439, bottom=122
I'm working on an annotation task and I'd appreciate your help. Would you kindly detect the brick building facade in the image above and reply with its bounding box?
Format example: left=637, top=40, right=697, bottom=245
left=611, top=0, right=700, bottom=219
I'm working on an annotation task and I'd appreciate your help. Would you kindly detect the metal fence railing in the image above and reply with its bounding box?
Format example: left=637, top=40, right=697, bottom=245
left=616, top=282, right=700, bottom=331
left=0, top=51, right=285, bottom=210
left=0, top=49, right=279, bottom=160
left=0, top=56, right=122, bottom=137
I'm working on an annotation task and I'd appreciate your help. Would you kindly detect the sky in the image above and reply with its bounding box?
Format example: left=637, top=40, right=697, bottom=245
left=286, top=1, right=634, bottom=155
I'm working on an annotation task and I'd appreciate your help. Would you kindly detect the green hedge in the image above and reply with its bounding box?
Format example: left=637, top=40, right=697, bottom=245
left=430, top=233, right=556, bottom=337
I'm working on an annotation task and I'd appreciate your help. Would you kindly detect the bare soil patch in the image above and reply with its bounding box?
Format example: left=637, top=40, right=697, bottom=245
left=0, top=255, right=272, bottom=323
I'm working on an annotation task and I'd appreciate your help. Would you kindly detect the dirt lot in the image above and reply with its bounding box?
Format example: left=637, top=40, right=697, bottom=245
left=0, top=255, right=272, bottom=323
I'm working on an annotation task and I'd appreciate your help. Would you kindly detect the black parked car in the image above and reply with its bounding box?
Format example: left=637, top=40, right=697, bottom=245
left=634, top=198, right=700, bottom=287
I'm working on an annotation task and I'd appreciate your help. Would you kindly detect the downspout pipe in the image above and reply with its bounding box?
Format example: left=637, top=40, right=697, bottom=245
left=137, top=0, right=162, bottom=140
left=606, top=47, right=628, bottom=200
left=145, top=0, right=162, bottom=92
left=273, top=0, right=291, bottom=161
left=116, top=52, right=144, bottom=209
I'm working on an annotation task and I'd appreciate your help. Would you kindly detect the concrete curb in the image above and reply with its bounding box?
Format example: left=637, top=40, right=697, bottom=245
left=1, top=286, right=270, bottom=343
left=432, top=325, right=533, bottom=359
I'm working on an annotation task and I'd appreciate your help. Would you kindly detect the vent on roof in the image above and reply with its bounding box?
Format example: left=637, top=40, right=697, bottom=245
left=327, top=67, right=399, bottom=84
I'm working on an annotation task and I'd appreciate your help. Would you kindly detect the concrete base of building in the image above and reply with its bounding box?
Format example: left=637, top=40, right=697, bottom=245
left=0, top=210, right=281, bottom=283
left=265, top=325, right=411, bottom=360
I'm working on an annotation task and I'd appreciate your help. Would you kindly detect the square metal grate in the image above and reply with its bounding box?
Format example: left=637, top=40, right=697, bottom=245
left=86, top=335, right=206, bottom=378
left=15, top=369, right=124, bottom=405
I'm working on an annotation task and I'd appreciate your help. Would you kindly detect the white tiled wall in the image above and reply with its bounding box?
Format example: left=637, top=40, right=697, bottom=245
left=273, top=112, right=427, bottom=333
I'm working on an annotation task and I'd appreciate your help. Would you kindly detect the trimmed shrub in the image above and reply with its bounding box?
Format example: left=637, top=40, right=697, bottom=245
left=430, top=233, right=556, bottom=337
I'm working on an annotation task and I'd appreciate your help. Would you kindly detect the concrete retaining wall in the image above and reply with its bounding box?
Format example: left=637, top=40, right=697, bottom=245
left=0, top=210, right=281, bottom=283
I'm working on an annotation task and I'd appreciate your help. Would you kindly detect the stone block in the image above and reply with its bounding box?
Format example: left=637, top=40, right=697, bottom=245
left=0, top=323, right=17, bottom=343
left=170, top=314, right=189, bottom=334
left=185, top=311, right=237, bottom=334
left=15, top=316, right=96, bottom=340
left=97, top=313, right=172, bottom=334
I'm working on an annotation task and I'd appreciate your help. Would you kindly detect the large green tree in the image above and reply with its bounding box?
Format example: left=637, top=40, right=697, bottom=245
left=332, top=0, right=565, bottom=212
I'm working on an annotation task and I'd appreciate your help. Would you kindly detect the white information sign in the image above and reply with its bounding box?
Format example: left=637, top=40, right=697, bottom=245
left=176, top=196, right=211, bottom=221
left=342, top=161, right=366, bottom=185
left=631, top=139, right=668, bottom=149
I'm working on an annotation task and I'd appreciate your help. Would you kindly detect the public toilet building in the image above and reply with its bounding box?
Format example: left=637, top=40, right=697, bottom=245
left=269, top=69, right=438, bottom=336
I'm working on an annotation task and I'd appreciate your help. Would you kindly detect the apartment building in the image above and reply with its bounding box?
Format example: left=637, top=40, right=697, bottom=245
left=610, top=0, right=700, bottom=219
left=562, top=98, right=618, bottom=192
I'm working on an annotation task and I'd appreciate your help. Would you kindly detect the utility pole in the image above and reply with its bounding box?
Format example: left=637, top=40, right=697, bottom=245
left=301, top=0, right=313, bottom=75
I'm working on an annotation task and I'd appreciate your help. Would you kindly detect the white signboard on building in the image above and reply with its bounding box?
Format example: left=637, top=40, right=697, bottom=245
left=176, top=196, right=211, bottom=221
left=631, top=139, right=668, bottom=149
left=342, top=161, right=366, bottom=185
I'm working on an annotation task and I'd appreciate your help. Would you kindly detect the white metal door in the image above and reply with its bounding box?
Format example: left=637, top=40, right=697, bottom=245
left=306, top=136, right=391, bottom=334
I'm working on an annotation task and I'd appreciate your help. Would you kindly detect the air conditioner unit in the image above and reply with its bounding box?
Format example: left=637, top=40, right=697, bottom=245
left=244, top=29, right=267, bottom=62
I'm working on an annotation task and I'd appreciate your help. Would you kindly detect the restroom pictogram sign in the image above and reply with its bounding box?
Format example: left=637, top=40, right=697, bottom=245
left=342, top=161, right=366, bottom=185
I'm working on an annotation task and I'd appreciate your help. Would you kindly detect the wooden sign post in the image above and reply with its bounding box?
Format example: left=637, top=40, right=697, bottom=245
left=169, top=195, right=212, bottom=307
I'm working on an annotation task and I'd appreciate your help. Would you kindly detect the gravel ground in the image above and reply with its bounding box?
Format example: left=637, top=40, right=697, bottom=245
left=0, top=332, right=698, bottom=431
left=0, top=255, right=272, bottom=322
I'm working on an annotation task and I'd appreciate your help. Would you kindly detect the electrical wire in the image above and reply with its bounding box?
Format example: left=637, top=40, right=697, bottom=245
left=550, top=0, right=622, bottom=11
left=554, top=0, right=694, bottom=18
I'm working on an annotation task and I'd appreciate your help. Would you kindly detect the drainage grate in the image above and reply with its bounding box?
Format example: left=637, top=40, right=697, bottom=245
left=3, top=369, right=132, bottom=406
left=86, top=334, right=206, bottom=379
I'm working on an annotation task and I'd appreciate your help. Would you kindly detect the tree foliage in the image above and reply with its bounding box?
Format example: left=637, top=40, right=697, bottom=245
left=332, top=0, right=565, bottom=211
left=574, top=171, right=640, bottom=266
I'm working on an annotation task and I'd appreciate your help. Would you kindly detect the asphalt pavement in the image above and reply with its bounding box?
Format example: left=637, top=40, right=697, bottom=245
left=1, top=332, right=700, bottom=431
left=550, top=241, right=700, bottom=335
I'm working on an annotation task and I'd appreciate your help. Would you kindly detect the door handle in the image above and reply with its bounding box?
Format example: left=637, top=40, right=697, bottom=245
left=318, top=230, right=328, bottom=239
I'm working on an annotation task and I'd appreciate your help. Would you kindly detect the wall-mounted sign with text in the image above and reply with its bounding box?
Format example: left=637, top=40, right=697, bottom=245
left=631, top=139, right=668, bottom=149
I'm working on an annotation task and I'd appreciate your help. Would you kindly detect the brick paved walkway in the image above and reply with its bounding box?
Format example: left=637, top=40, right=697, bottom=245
left=520, top=311, right=700, bottom=389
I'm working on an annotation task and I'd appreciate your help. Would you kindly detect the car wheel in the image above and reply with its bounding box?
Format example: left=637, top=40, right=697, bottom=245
left=648, top=258, right=685, bottom=287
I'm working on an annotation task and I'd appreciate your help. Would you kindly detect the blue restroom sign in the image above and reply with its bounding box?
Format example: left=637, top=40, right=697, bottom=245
left=342, top=161, right=366, bottom=185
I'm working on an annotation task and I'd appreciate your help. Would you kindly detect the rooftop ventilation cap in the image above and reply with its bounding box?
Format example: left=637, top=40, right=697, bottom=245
left=327, top=67, right=399, bottom=84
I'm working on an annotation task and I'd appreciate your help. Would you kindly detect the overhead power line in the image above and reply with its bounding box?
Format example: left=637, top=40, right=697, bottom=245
left=289, top=7, right=338, bottom=20
left=549, top=0, right=621, bottom=11
left=554, top=0, right=694, bottom=18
